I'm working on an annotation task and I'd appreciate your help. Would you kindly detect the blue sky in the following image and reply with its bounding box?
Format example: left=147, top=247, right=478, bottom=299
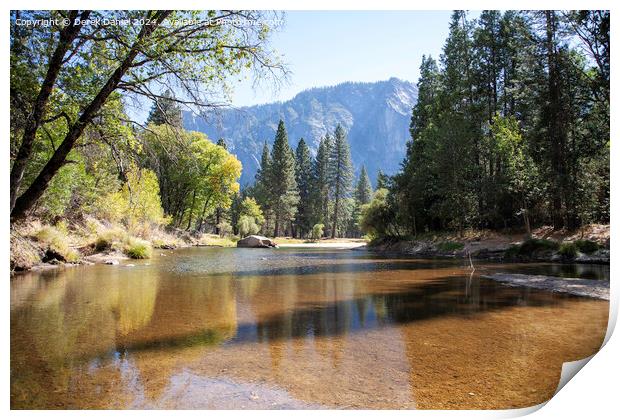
left=230, top=10, right=480, bottom=106
left=129, top=11, right=481, bottom=121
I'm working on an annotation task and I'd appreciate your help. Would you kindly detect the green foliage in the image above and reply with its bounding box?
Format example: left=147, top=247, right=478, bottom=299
left=379, top=10, right=609, bottom=240
left=294, top=138, right=315, bottom=237
left=517, top=239, right=560, bottom=256
left=328, top=125, right=354, bottom=238
left=98, top=166, right=169, bottom=229
left=216, top=221, right=233, bottom=237
left=355, top=166, right=373, bottom=206
left=376, top=170, right=390, bottom=190
left=123, top=237, right=152, bottom=259
left=311, top=224, right=324, bottom=241
left=34, top=225, right=79, bottom=263
left=236, top=196, right=264, bottom=238
left=267, top=120, right=299, bottom=236
left=239, top=197, right=264, bottom=225
left=146, top=89, right=182, bottom=127
left=558, top=242, right=578, bottom=258
left=437, top=241, right=464, bottom=252
left=140, top=125, right=241, bottom=231
left=312, top=135, right=333, bottom=236
left=237, top=215, right=260, bottom=238
left=574, top=240, right=601, bottom=254
left=359, top=189, right=399, bottom=240
left=10, top=10, right=285, bottom=220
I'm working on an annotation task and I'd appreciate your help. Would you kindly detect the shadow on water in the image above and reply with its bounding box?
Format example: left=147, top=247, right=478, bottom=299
left=113, top=273, right=585, bottom=355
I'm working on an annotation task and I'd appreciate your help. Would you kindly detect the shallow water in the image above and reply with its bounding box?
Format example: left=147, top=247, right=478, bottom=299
left=10, top=248, right=609, bottom=409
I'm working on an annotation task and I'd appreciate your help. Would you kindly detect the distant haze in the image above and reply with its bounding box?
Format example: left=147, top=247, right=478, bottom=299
left=184, top=77, right=418, bottom=187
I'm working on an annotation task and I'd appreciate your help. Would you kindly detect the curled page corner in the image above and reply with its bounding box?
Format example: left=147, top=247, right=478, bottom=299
left=555, top=355, right=595, bottom=396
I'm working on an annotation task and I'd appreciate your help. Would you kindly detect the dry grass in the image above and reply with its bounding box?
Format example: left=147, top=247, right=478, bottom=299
left=196, top=234, right=238, bottom=247
left=274, top=237, right=367, bottom=245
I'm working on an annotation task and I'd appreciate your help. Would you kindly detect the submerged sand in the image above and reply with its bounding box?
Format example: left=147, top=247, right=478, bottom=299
left=484, top=273, right=610, bottom=300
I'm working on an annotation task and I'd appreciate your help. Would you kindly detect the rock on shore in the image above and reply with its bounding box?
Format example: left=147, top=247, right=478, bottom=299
left=237, top=235, right=278, bottom=248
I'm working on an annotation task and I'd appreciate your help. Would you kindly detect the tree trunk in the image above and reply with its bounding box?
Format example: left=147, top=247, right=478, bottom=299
left=197, top=193, right=213, bottom=232
left=545, top=10, right=567, bottom=230
left=10, top=11, right=171, bottom=221
left=10, top=10, right=86, bottom=212
left=332, top=192, right=340, bottom=239
left=186, top=190, right=196, bottom=230
left=215, top=207, right=221, bottom=234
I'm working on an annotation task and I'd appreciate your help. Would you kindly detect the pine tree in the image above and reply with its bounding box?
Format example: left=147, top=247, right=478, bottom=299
left=312, top=135, right=332, bottom=237
left=348, top=166, right=373, bottom=237
left=355, top=166, right=373, bottom=205
left=294, top=138, right=314, bottom=238
left=269, top=120, right=299, bottom=237
left=146, top=89, right=183, bottom=127
left=328, top=125, right=353, bottom=238
left=376, top=170, right=389, bottom=190
left=254, top=141, right=272, bottom=232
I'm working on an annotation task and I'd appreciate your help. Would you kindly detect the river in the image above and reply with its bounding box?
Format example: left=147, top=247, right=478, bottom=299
left=10, top=247, right=609, bottom=409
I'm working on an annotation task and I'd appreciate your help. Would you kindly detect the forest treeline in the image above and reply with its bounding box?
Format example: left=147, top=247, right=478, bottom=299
left=364, top=10, right=609, bottom=240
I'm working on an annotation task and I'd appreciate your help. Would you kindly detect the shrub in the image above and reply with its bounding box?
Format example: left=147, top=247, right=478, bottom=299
left=574, top=239, right=600, bottom=254
left=559, top=242, right=578, bottom=258
left=124, top=237, right=152, bottom=259
left=437, top=241, right=464, bottom=252
left=34, top=225, right=79, bottom=263
left=504, top=244, right=520, bottom=259
left=217, top=221, right=233, bottom=238
left=311, top=224, right=324, bottom=241
left=517, top=238, right=559, bottom=256
left=94, top=228, right=128, bottom=251
left=237, top=215, right=260, bottom=238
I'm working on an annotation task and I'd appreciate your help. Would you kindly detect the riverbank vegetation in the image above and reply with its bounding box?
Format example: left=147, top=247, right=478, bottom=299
left=359, top=11, right=609, bottom=248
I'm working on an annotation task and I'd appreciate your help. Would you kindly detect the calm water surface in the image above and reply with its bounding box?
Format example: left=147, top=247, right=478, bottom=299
left=10, top=248, right=609, bottom=409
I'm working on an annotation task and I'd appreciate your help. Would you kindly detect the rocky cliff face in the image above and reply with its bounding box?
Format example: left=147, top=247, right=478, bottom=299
left=184, top=77, right=418, bottom=186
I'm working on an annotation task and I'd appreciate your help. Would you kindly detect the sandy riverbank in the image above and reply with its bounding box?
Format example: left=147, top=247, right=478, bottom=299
left=277, top=242, right=367, bottom=249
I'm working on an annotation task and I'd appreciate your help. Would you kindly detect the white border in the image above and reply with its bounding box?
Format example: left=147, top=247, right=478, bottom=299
left=3, top=1, right=617, bottom=419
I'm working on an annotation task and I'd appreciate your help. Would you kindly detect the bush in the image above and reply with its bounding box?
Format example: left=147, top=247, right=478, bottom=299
left=437, top=241, right=464, bottom=252
left=124, top=237, right=152, bottom=259
left=558, top=242, right=578, bottom=258
left=504, top=244, right=520, bottom=259
left=517, top=238, right=559, bottom=256
left=34, top=225, right=79, bottom=263
left=217, top=221, right=233, bottom=237
left=237, top=215, right=260, bottom=238
left=311, top=224, right=324, bottom=241
left=574, top=239, right=600, bottom=254
left=94, top=228, right=128, bottom=251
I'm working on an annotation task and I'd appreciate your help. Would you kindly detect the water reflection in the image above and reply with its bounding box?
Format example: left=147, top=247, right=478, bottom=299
left=11, top=248, right=609, bottom=409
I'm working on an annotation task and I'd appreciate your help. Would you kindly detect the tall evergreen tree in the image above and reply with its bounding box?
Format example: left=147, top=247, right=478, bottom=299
left=295, top=138, right=314, bottom=238
left=355, top=166, right=373, bottom=205
left=254, top=141, right=272, bottom=232
left=269, top=120, right=299, bottom=237
left=328, top=125, right=353, bottom=238
left=376, top=170, right=389, bottom=190
left=312, top=135, right=332, bottom=237
left=348, top=166, right=373, bottom=237
left=147, top=89, right=183, bottom=127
